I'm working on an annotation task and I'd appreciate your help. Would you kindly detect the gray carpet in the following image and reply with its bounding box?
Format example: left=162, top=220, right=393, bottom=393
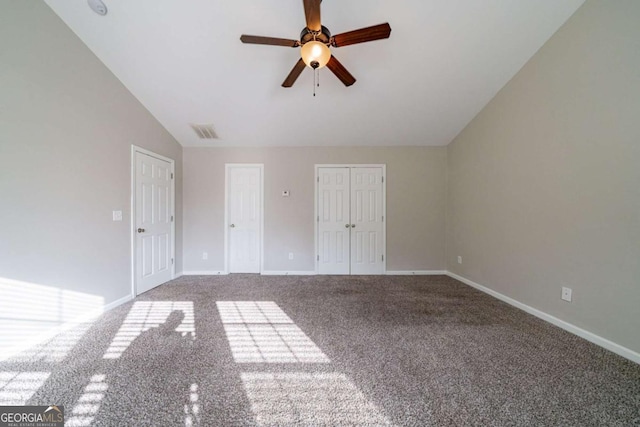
left=1, top=275, right=639, bottom=426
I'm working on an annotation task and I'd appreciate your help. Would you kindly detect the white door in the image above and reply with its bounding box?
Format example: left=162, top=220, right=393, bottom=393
left=350, top=168, right=384, bottom=275
left=317, top=168, right=351, bottom=274
left=317, top=166, right=385, bottom=275
left=135, top=151, right=173, bottom=295
left=227, top=165, right=262, bottom=273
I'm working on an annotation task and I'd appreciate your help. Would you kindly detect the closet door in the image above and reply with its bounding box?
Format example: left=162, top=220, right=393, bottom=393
left=350, top=168, right=384, bottom=275
left=317, top=168, right=351, bottom=274
left=317, top=166, right=385, bottom=275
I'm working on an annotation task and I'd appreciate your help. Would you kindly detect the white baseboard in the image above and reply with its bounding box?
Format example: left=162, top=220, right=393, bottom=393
left=182, top=271, right=228, bottom=276
left=173, top=272, right=184, bottom=279
left=103, top=294, right=133, bottom=312
left=386, top=270, right=447, bottom=275
left=446, top=271, right=640, bottom=365
left=0, top=293, right=133, bottom=362
left=261, top=271, right=316, bottom=276
left=182, top=270, right=449, bottom=276
left=183, top=271, right=317, bottom=276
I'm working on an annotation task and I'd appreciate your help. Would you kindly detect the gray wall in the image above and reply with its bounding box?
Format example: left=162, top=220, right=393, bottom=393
left=0, top=2, right=183, bottom=307
left=447, top=0, right=640, bottom=353
left=183, top=147, right=447, bottom=273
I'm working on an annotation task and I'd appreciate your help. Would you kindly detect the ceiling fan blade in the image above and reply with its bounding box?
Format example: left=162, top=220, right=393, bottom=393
left=303, top=0, right=322, bottom=31
left=240, top=35, right=299, bottom=47
left=326, top=55, right=356, bottom=87
left=282, top=58, right=307, bottom=87
left=331, top=23, right=392, bottom=48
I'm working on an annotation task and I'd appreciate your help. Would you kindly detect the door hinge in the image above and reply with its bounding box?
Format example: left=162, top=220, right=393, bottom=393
left=382, top=215, right=384, bottom=222
left=382, top=255, right=384, bottom=262
left=171, top=258, right=174, bottom=265
left=317, top=176, right=319, bottom=183
left=317, top=255, right=319, bottom=261
left=171, top=215, right=174, bottom=222
left=382, top=176, right=384, bottom=183
left=171, top=173, right=174, bottom=179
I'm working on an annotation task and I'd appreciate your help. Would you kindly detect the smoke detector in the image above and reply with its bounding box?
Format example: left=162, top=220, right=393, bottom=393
left=88, top=0, right=108, bottom=16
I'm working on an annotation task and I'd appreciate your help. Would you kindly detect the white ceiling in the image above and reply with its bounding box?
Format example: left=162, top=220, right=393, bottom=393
left=45, top=0, right=584, bottom=147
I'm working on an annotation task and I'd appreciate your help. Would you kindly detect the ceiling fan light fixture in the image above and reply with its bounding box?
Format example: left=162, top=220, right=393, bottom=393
left=301, top=41, right=331, bottom=69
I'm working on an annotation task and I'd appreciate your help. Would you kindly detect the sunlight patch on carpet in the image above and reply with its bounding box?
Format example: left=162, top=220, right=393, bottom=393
left=65, top=374, right=108, bottom=427
left=0, top=371, right=50, bottom=405
left=217, top=301, right=329, bottom=363
left=103, top=301, right=195, bottom=359
left=184, top=383, right=200, bottom=427
left=6, top=323, right=93, bottom=363
left=241, top=372, right=393, bottom=426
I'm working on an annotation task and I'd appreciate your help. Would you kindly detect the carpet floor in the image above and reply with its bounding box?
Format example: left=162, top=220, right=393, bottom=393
left=1, top=275, right=638, bottom=426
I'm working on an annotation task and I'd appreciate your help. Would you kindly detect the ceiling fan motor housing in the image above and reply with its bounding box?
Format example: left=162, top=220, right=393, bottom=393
left=300, top=25, right=331, bottom=46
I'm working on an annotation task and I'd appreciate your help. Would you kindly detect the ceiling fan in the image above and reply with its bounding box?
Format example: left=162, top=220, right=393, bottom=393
left=240, top=0, right=391, bottom=88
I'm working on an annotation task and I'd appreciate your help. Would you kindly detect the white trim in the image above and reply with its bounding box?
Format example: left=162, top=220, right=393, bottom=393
left=382, top=164, right=387, bottom=273
left=103, top=294, right=134, bottom=311
left=386, top=270, right=447, bottom=275
left=174, top=272, right=184, bottom=279
left=225, top=164, right=264, bottom=274
left=314, top=164, right=387, bottom=275
left=182, top=271, right=229, bottom=276
left=131, top=145, right=176, bottom=297
left=261, top=271, right=316, bottom=276
left=313, top=167, right=318, bottom=273
left=314, top=164, right=388, bottom=168
left=447, top=271, right=640, bottom=365
left=0, top=293, right=133, bottom=362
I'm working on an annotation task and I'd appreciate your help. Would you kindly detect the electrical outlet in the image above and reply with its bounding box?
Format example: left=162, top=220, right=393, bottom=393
left=561, top=287, right=572, bottom=302
left=112, top=210, right=123, bottom=221
left=288, top=252, right=294, bottom=260
left=457, top=256, right=462, bottom=264
left=202, top=252, right=208, bottom=260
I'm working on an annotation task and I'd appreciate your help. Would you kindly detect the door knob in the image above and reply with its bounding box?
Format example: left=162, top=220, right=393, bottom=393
left=351, top=224, right=356, bottom=228
left=230, top=224, right=235, bottom=228
left=137, top=228, right=145, bottom=233
left=345, top=224, right=351, bottom=228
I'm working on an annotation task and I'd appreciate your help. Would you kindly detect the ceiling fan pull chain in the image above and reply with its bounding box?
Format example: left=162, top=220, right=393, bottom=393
left=313, top=68, right=316, bottom=97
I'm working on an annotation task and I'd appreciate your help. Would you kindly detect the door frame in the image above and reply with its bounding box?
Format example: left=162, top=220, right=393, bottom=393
left=224, top=163, right=265, bottom=274
left=314, top=164, right=387, bottom=275
left=130, top=145, right=176, bottom=296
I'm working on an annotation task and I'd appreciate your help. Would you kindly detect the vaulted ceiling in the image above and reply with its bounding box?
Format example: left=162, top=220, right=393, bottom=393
left=45, top=0, right=584, bottom=147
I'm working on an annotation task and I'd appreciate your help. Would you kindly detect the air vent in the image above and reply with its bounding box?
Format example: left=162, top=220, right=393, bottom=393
left=190, top=124, right=219, bottom=139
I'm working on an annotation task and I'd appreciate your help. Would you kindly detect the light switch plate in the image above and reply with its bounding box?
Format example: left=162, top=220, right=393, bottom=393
left=561, top=287, right=572, bottom=302
left=112, top=210, right=123, bottom=221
